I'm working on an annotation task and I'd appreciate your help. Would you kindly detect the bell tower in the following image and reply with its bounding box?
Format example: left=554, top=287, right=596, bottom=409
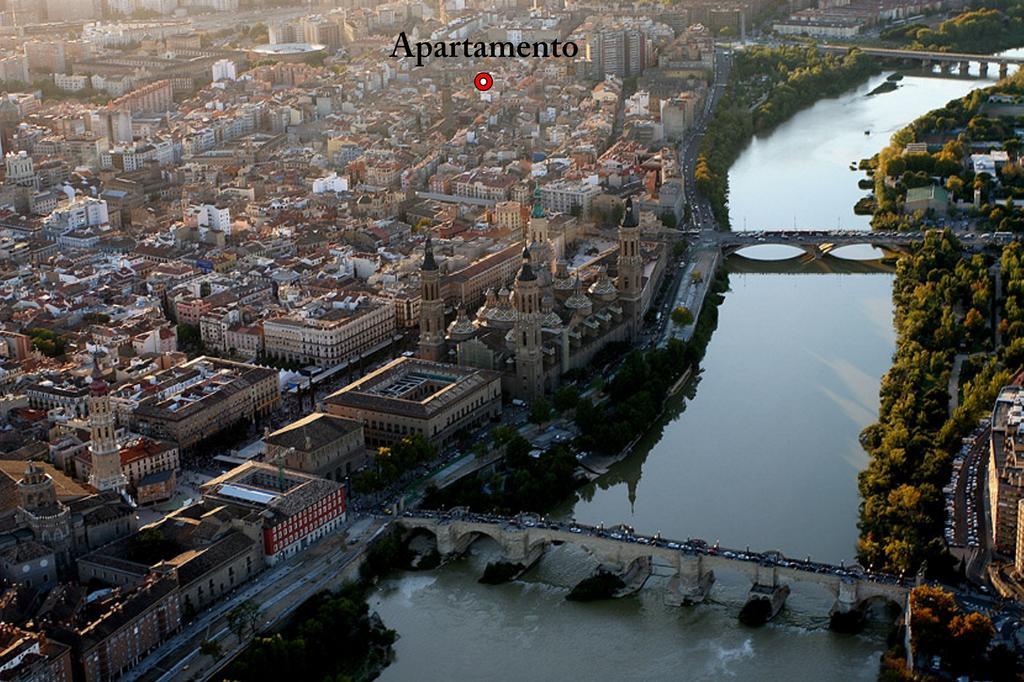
left=616, top=197, right=643, bottom=340
left=18, top=461, right=72, bottom=568
left=87, top=359, right=126, bottom=493
left=527, top=185, right=548, bottom=244
left=418, top=237, right=446, bottom=362
left=513, top=247, right=545, bottom=400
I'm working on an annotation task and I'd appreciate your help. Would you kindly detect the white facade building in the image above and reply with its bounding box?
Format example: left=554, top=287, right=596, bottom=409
left=312, top=172, right=349, bottom=194
left=211, top=59, right=237, bottom=82
left=190, top=204, right=232, bottom=235
left=44, top=197, right=110, bottom=235
left=4, top=151, right=35, bottom=188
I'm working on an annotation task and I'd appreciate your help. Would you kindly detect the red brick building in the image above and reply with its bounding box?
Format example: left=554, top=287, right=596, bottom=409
left=73, top=575, right=181, bottom=682
left=201, top=462, right=346, bottom=565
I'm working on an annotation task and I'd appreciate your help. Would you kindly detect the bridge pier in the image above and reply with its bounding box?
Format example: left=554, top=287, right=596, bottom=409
left=960, top=61, right=970, bottom=74
left=499, top=532, right=543, bottom=565
left=831, top=578, right=859, bottom=615
left=1000, top=62, right=1009, bottom=79
left=939, top=61, right=951, bottom=74
left=980, top=61, right=989, bottom=76
left=829, top=578, right=875, bottom=633
left=501, top=538, right=545, bottom=571
left=739, top=563, right=790, bottom=626
left=921, top=58, right=932, bottom=72
left=665, top=553, right=714, bottom=606
left=431, top=525, right=463, bottom=558
left=613, top=556, right=652, bottom=597
left=800, top=244, right=824, bottom=260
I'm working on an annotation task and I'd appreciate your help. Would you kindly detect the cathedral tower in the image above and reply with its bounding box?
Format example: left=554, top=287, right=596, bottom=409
left=616, top=197, right=643, bottom=340
left=418, top=236, right=446, bottom=362
left=513, top=247, right=545, bottom=400
left=87, top=360, right=126, bottom=493
left=18, top=461, right=72, bottom=567
left=527, top=186, right=548, bottom=244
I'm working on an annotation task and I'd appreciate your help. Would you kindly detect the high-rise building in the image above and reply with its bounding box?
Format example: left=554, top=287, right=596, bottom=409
left=87, top=361, right=127, bottom=493
left=94, top=108, right=133, bottom=145
left=302, top=16, right=342, bottom=49
left=212, top=59, right=237, bottom=82
left=0, top=53, right=27, bottom=84
left=418, top=237, right=445, bottom=362
left=660, top=94, right=699, bottom=141
left=24, top=41, right=65, bottom=75
left=269, top=20, right=300, bottom=45
left=990, top=385, right=1024, bottom=555
left=594, top=29, right=647, bottom=78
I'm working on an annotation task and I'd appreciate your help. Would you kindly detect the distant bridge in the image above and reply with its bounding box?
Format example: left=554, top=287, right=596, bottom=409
left=396, top=511, right=911, bottom=617
left=695, top=229, right=1014, bottom=259
left=713, top=230, right=922, bottom=258
left=819, top=44, right=1023, bottom=78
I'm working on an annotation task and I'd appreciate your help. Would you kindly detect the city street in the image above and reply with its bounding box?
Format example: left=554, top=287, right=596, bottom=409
left=129, top=516, right=387, bottom=682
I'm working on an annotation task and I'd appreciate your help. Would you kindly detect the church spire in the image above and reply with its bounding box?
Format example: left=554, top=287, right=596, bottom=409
left=418, top=236, right=445, bottom=362
left=422, top=235, right=438, bottom=271
left=513, top=245, right=544, bottom=401
left=517, top=245, right=536, bottom=282
left=531, top=185, right=544, bottom=219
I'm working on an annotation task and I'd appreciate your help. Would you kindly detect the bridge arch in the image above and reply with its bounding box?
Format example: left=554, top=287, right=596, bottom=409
left=450, top=525, right=511, bottom=555
left=856, top=593, right=905, bottom=617
left=403, top=524, right=442, bottom=549
left=828, top=244, right=890, bottom=260
left=526, top=536, right=551, bottom=557
left=724, top=244, right=808, bottom=260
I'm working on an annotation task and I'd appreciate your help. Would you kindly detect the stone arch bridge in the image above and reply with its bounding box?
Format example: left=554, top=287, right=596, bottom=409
left=706, top=229, right=1012, bottom=259
left=395, top=512, right=911, bottom=618
left=714, top=230, right=922, bottom=259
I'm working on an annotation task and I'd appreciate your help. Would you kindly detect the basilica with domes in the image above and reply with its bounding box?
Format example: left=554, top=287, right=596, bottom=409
left=417, top=190, right=667, bottom=401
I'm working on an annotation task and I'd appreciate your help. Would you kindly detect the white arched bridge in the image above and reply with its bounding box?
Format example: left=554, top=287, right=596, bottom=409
left=703, top=229, right=1014, bottom=259
left=395, top=510, right=912, bottom=619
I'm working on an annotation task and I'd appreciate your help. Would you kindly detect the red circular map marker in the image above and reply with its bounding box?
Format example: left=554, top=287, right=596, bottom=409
left=474, top=72, right=493, bottom=91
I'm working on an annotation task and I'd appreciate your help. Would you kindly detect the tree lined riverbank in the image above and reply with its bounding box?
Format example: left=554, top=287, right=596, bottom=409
left=881, top=4, right=1024, bottom=54
left=697, top=46, right=879, bottom=225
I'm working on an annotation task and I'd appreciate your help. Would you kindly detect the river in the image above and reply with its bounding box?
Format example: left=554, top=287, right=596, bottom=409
left=371, top=67, right=1001, bottom=680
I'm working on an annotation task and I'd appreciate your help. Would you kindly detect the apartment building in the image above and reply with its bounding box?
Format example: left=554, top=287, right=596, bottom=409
left=131, top=357, right=280, bottom=450
left=540, top=180, right=601, bottom=216
left=263, top=295, right=396, bottom=369
left=990, top=385, right=1024, bottom=555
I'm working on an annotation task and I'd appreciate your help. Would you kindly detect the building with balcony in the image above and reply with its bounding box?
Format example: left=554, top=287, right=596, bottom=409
left=130, top=357, right=280, bottom=451
left=263, top=295, right=396, bottom=369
